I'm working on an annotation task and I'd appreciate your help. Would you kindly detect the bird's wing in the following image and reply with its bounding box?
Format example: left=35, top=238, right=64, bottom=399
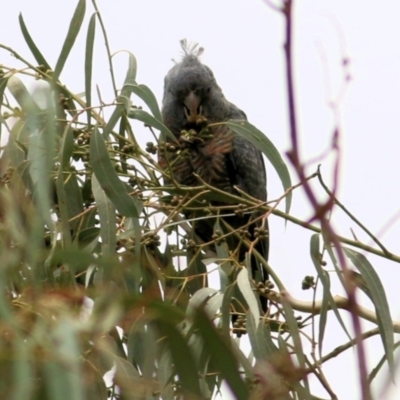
left=226, top=103, right=267, bottom=202
left=226, top=102, right=269, bottom=293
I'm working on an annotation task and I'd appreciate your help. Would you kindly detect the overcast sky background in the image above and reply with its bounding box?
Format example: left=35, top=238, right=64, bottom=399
left=2, top=1, right=400, bottom=399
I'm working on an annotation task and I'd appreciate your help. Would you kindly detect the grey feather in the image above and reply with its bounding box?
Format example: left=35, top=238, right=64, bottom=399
left=159, top=42, right=269, bottom=319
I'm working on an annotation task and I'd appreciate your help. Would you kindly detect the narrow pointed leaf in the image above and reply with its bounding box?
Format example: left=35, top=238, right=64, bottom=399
left=43, top=319, right=84, bottom=400
left=19, top=13, right=51, bottom=71
left=194, top=310, right=249, bottom=399
left=92, top=174, right=116, bottom=259
left=56, top=126, right=75, bottom=245
left=126, top=83, right=162, bottom=120
left=7, top=75, right=40, bottom=113
left=52, top=0, right=86, bottom=84
left=156, top=320, right=202, bottom=398
left=280, top=297, right=311, bottom=396
left=90, top=128, right=141, bottom=217
left=119, top=51, right=137, bottom=97
left=0, top=75, right=9, bottom=104
left=309, top=234, right=329, bottom=356
left=237, top=267, right=259, bottom=328
left=128, top=108, right=177, bottom=143
left=257, top=323, right=279, bottom=358
left=344, top=247, right=394, bottom=375
left=221, top=284, right=235, bottom=337
left=224, top=120, right=292, bottom=214
left=246, top=311, right=265, bottom=360
left=85, top=13, right=96, bottom=126
left=103, top=104, right=124, bottom=137
left=158, top=348, right=174, bottom=399
left=321, top=232, right=352, bottom=342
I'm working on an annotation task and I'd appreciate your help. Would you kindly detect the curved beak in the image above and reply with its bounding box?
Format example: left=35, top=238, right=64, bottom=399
left=183, top=91, right=202, bottom=122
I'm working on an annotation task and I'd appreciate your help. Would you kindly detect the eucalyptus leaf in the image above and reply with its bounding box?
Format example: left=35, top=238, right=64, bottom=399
left=90, top=128, right=142, bottom=217
left=52, top=0, right=86, bottom=84
left=223, top=120, right=292, bottom=214
left=85, top=13, right=96, bottom=125
left=344, top=247, right=394, bottom=377
left=237, top=267, right=259, bottom=328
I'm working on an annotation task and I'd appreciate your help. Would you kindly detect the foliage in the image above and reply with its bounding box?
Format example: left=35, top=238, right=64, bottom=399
left=0, top=1, right=398, bottom=399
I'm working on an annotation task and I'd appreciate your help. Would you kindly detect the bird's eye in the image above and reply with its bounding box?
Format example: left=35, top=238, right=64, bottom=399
left=206, top=87, right=211, bottom=94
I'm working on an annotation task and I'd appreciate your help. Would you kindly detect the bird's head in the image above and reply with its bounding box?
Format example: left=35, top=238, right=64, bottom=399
left=162, top=40, right=230, bottom=134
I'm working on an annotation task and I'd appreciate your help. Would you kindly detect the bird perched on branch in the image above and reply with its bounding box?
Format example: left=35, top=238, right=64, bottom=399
left=158, top=40, right=269, bottom=325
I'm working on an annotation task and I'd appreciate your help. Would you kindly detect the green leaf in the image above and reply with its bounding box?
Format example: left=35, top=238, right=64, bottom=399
left=113, top=356, right=147, bottom=398
left=186, top=250, right=208, bottom=295
left=156, top=320, right=202, bottom=398
left=12, top=341, right=34, bottom=399
left=321, top=233, right=353, bottom=342
left=221, top=284, right=235, bottom=338
left=8, top=119, right=29, bottom=168
left=119, top=51, right=137, bottom=98
left=27, top=92, right=55, bottom=230
left=126, top=83, right=162, bottom=120
left=127, top=322, right=147, bottom=373
left=158, top=348, right=175, bottom=400
left=206, top=293, right=224, bottom=318
left=104, top=104, right=124, bottom=138
left=90, top=128, right=142, bottom=217
left=237, top=267, right=259, bottom=328
left=51, top=249, right=96, bottom=275
left=369, top=340, right=400, bottom=384
left=6, top=75, right=40, bottom=113
left=257, top=323, right=279, bottom=358
left=280, top=297, right=311, bottom=397
left=310, top=234, right=335, bottom=356
left=194, top=310, right=249, bottom=399
left=56, top=127, right=75, bottom=245
left=18, top=13, right=52, bottom=71
left=85, top=13, right=96, bottom=126
left=74, top=227, right=100, bottom=248
left=188, top=288, right=218, bottom=310
left=52, top=0, right=86, bottom=84
left=0, top=75, right=9, bottom=106
left=128, top=108, right=177, bottom=143
left=344, top=247, right=395, bottom=376
left=92, top=175, right=116, bottom=260
left=63, top=174, right=85, bottom=233
left=246, top=311, right=265, bottom=360
left=43, top=319, right=85, bottom=400
left=223, top=120, right=292, bottom=214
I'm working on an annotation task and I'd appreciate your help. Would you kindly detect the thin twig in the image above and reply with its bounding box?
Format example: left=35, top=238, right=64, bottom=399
left=317, top=166, right=391, bottom=256
left=268, top=291, right=400, bottom=333
left=91, top=0, right=118, bottom=97
left=281, top=1, right=371, bottom=397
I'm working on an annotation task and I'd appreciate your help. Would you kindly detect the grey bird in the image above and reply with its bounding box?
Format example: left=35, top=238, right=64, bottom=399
left=158, top=41, right=269, bottom=324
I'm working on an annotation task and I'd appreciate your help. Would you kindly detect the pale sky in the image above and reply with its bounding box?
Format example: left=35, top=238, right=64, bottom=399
left=2, top=1, right=400, bottom=399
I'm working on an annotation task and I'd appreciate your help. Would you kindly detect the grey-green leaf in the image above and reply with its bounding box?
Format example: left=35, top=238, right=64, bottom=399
left=90, top=128, right=142, bottom=217
left=280, top=297, right=311, bottom=397
left=194, top=310, right=249, bottom=399
left=126, top=83, right=162, bottom=121
left=246, top=311, right=265, bottom=360
left=237, top=267, right=259, bottom=328
left=310, top=234, right=328, bottom=356
left=128, top=108, right=177, bottom=143
left=321, top=233, right=352, bottom=342
left=52, top=0, right=86, bottom=84
left=224, top=120, right=292, bottom=214
left=156, top=320, right=202, bottom=398
left=344, top=247, right=394, bottom=376
left=92, top=174, right=116, bottom=260
left=85, top=13, right=96, bottom=126
left=18, top=13, right=52, bottom=71
left=119, top=51, right=137, bottom=98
